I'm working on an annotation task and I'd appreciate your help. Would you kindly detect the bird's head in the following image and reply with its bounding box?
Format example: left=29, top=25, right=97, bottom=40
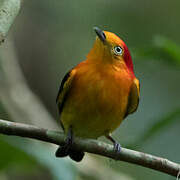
left=87, top=27, right=134, bottom=75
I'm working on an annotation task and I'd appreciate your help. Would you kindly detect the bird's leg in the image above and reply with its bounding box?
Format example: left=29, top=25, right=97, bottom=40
left=106, top=134, right=121, bottom=153
left=56, top=125, right=85, bottom=162
left=64, top=125, right=73, bottom=150
left=55, top=126, right=73, bottom=157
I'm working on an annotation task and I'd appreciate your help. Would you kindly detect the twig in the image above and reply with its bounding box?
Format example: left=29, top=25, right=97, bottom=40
left=0, top=119, right=179, bottom=177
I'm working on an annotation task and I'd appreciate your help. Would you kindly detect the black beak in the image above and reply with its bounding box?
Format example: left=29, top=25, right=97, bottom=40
left=93, top=27, right=106, bottom=43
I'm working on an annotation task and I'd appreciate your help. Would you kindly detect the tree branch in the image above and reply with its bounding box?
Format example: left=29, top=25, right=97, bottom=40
left=0, top=119, right=179, bottom=178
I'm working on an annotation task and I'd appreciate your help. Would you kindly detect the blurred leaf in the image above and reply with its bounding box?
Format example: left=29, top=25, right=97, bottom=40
left=0, top=136, right=37, bottom=170
left=154, top=36, right=180, bottom=63
left=7, top=137, right=77, bottom=180
left=134, top=36, right=180, bottom=67
left=127, top=108, right=180, bottom=149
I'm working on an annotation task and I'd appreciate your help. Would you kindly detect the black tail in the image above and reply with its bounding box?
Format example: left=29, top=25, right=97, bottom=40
left=55, top=146, right=84, bottom=162
left=55, top=126, right=84, bottom=162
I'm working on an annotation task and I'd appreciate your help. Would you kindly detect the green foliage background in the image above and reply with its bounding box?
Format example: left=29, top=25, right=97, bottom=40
left=0, top=0, right=180, bottom=179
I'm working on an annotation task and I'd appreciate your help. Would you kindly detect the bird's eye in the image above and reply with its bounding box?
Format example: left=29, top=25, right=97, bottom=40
left=114, top=46, right=123, bottom=55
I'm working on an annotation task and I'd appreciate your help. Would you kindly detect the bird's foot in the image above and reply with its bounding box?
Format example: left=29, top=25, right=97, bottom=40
left=106, top=134, right=121, bottom=153
left=55, top=126, right=73, bottom=157
left=113, top=142, right=121, bottom=153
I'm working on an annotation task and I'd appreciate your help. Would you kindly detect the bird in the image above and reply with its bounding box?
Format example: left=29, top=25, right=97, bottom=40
left=55, top=27, right=140, bottom=162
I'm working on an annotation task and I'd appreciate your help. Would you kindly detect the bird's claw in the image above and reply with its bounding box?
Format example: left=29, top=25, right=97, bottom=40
left=55, top=128, right=73, bottom=157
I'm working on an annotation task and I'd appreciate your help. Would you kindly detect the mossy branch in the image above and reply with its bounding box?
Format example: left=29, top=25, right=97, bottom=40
left=0, top=119, right=179, bottom=178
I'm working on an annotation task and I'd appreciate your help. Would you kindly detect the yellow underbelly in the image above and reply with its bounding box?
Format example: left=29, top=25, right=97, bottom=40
left=61, top=107, right=126, bottom=138
left=61, top=67, right=132, bottom=139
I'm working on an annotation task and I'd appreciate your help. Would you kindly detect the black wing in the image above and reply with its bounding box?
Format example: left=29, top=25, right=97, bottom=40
left=124, top=78, right=140, bottom=119
left=56, top=71, right=72, bottom=103
left=56, top=70, right=75, bottom=130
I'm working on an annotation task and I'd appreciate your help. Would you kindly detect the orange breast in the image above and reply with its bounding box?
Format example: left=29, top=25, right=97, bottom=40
left=61, top=61, right=133, bottom=138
